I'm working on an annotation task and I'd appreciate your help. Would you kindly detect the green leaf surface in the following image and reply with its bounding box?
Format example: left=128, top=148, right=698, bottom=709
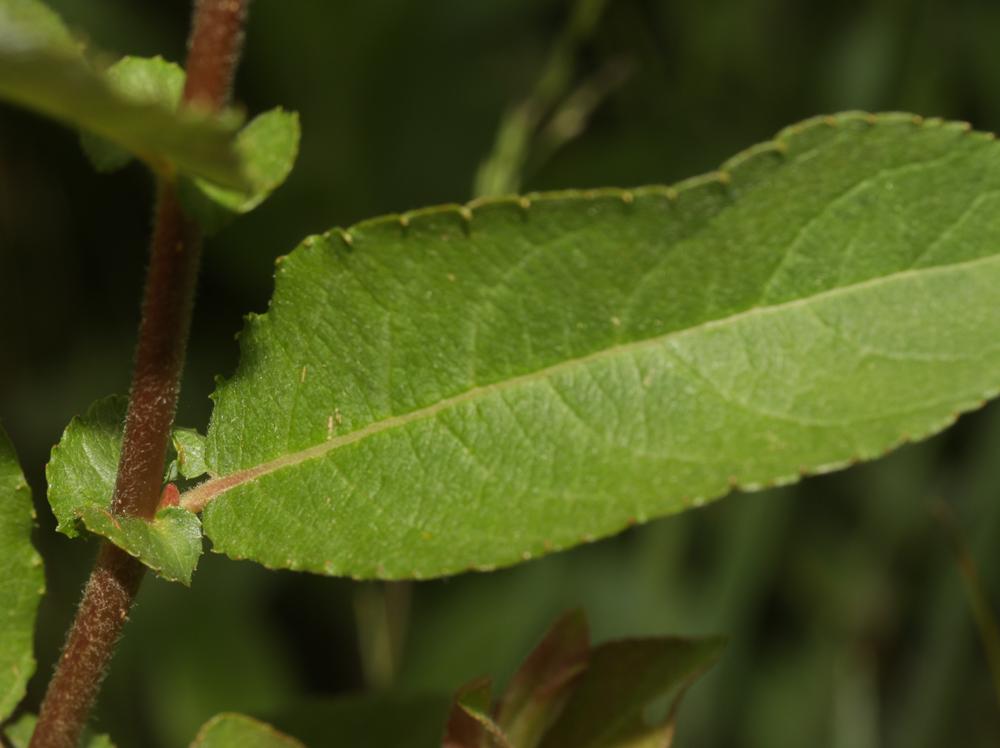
left=0, top=424, right=43, bottom=722
left=497, top=610, right=589, bottom=748
left=189, top=713, right=303, bottom=748
left=178, top=108, right=301, bottom=234
left=46, top=395, right=202, bottom=584
left=0, top=2, right=246, bottom=188
left=190, top=111, right=1000, bottom=579
left=3, top=714, right=114, bottom=747
left=537, top=637, right=724, bottom=748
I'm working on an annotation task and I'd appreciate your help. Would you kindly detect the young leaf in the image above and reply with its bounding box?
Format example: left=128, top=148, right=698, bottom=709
left=497, top=610, right=589, bottom=747
left=537, top=636, right=724, bottom=747
left=0, top=424, right=43, bottom=722
left=189, top=112, right=1000, bottom=579
left=3, top=714, right=114, bottom=747
left=190, top=713, right=303, bottom=748
left=444, top=677, right=511, bottom=748
left=0, top=0, right=246, bottom=188
left=46, top=395, right=202, bottom=584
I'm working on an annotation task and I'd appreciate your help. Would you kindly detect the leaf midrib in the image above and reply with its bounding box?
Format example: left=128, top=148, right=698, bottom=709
left=181, top=250, right=1000, bottom=513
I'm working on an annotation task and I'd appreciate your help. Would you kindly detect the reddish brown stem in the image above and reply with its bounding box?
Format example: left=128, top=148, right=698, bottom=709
left=30, top=3, right=248, bottom=746
left=183, top=0, right=249, bottom=110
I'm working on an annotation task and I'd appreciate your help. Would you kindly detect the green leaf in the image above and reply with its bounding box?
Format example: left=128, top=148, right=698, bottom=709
left=0, top=1, right=246, bottom=188
left=190, top=713, right=303, bottom=748
left=189, top=111, right=1000, bottom=579
left=79, top=55, right=185, bottom=173
left=497, top=610, right=589, bottom=748
left=46, top=395, right=202, bottom=584
left=3, top=714, right=114, bottom=747
left=73, top=53, right=300, bottom=230
left=178, top=108, right=301, bottom=234
left=537, top=636, right=724, bottom=748
left=0, top=423, right=43, bottom=722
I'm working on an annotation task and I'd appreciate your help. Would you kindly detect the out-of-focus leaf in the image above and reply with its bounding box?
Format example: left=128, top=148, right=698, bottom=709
left=46, top=395, right=202, bottom=584
left=178, top=108, right=301, bottom=234
left=189, top=112, right=1000, bottom=579
left=79, top=55, right=185, bottom=172
left=497, top=609, right=589, bottom=747
left=538, top=636, right=725, bottom=747
left=0, top=0, right=77, bottom=51
left=72, top=53, right=299, bottom=232
left=444, top=677, right=511, bottom=748
left=0, top=1, right=246, bottom=187
left=0, top=423, right=43, bottom=722
left=189, top=713, right=303, bottom=748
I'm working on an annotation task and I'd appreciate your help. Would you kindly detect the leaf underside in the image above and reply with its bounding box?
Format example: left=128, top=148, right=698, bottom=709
left=0, top=424, right=43, bottom=722
left=190, top=111, right=1000, bottom=580
left=46, top=396, right=202, bottom=584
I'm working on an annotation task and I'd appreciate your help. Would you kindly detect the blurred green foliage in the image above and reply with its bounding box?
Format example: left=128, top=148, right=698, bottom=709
left=1, top=0, right=999, bottom=745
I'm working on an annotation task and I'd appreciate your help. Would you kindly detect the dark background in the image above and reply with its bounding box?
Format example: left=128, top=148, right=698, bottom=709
left=2, top=0, right=999, bottom=745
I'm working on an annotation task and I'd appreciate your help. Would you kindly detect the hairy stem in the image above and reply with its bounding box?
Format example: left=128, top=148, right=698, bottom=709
left=30, top=3, right=248, bottom=746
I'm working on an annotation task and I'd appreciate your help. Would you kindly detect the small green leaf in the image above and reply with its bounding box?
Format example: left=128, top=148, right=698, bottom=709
left=190, top=713, right=303, bottom=748
left=190, top=112, right=1000, bottom=579
left=172, top=427, right=209, bottom=480
left=79, top=55, right=185, bottom=173
left=0, top=1, right=246, bottom=188
left=178, top=108, right=301, bottom=234
left=3, top=714, right=114, bottom=747
left=497, top=610, right=589, bottom=748
left=77, top=505, right=202, bottom=585
left=46, top=395, right=202, bottom=584
left=0, top=423, right=43, bottom=722
left=46, top=395, right=126, bottom=538
left=537, top=636, right=724, bottom=748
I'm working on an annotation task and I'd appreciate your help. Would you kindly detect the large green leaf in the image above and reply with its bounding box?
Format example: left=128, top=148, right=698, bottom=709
left=46, top=396, right=202, bottom=584
left=0, top=423, right=43, bottom=721
left=184, top=111, right=1000, bottom=579
left=190, top=713, right=303, bottom=748
left=0, top=0, right=246, bottom=188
